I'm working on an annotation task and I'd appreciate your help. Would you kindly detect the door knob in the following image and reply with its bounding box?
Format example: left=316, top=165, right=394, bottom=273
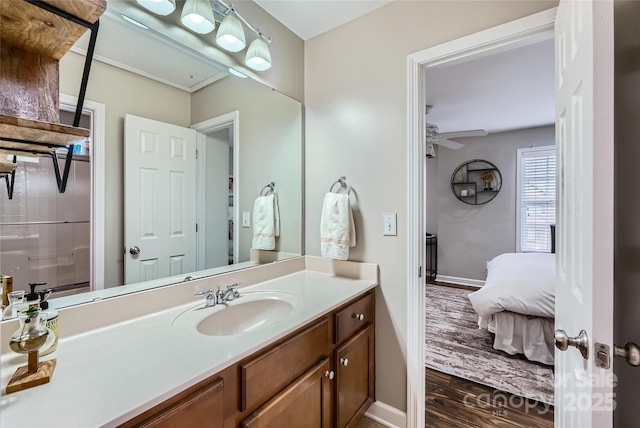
left=614, top=342, right=640, bottom=367
left=129, top=246, right=141, bottom=255
left=324, top=370, right=335, bottom=380
left=340, top=358, right=349, bottom=366
left=354, top=313, right=365, bottom=321
left=555, top=329, right=589, bottom=360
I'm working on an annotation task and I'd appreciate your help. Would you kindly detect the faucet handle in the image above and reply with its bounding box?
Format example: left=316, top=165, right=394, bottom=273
left=194, top=289, right=214, bottom=297
left=227, top=283, right=241, bottom=297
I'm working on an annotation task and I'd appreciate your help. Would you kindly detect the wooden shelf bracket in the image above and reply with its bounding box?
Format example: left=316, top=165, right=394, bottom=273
left=2, top=0, right=101, bottom=199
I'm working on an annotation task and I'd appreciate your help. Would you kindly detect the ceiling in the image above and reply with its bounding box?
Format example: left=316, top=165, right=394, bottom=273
left=254, top=0, right=393, bottom=40
left=425, top=38, right=555, bottom=136
left=253, top=0, right=554, bottom=135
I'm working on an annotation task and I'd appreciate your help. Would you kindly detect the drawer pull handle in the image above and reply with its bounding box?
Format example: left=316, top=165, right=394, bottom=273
left=354, top=313, right=365, bottom=321
left=340, top=358, right=349, bottom=366
left=325, top=370, right=335, bottom=380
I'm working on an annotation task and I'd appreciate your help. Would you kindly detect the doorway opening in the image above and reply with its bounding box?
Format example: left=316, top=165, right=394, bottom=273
left=405, top=9, right=557, bottom=428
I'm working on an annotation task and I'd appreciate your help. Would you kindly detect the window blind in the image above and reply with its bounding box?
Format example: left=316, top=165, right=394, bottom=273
left=518, top=148, right=556, bottom=252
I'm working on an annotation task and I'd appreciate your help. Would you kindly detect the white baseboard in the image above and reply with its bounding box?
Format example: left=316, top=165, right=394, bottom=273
left=435, top=275, right=484, bottom=288
left=364, top=401, right=406, bottom=428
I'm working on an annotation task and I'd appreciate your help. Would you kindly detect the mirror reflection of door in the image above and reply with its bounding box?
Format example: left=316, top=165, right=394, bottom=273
left=123, top=114, right=236, bottom=284
left=124, top=114, right=197, bottom=284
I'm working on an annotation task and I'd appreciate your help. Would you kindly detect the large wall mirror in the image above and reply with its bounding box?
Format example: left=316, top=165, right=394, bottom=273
left=0, top=3, right=303, bottom=310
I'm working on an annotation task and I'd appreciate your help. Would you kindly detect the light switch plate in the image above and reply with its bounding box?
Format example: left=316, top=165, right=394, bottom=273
left=242, top=211, right=250, bottom=228
left=383, top=213, right=397, bottom=236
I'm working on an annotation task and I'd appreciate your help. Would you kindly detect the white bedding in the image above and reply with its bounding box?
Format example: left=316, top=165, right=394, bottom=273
left=468, top=252, right=556, bottom=365
left=479, top=312, right=555, bottom=365
left=468, top=252, right=555, bottom=319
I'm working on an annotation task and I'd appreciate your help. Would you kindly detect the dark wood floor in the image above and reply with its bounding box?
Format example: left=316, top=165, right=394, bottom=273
left=426, top=368, right=554, bottom=428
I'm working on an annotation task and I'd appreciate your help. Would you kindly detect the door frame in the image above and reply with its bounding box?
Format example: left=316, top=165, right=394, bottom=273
left=191, top=111, right=240, bottom=269
left=60, top=93, right=106, bottom=291
left=405, top=9, right=557, bottom=427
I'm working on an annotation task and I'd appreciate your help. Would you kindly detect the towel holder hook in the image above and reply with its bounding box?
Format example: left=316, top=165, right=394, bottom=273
left=329, top=176, right=351, bottom=195
left=260, top=182, right=276, bottom=196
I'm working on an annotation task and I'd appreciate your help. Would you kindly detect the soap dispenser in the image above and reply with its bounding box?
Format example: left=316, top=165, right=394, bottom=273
left=39, top=288, right=59, bottom=356
left=25, top=282, right=45, bottom=310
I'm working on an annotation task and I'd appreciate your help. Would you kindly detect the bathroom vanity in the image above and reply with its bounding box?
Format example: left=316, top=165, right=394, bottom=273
left=0, top=257, right=377, bottom=427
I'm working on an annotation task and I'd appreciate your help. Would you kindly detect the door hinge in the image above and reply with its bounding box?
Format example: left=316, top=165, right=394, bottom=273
left=196, top=149, right=199, bottom=159
left=418, top=266, right=423, bottom=278
left=595, top=343, right=610, bottom=369
left=196, top=223, right=198, bottom=232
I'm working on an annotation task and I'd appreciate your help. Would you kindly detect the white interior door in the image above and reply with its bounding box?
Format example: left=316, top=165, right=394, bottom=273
left=124, top=114, right=197, bottom=284
left=554, top=0, right=614, bottom=426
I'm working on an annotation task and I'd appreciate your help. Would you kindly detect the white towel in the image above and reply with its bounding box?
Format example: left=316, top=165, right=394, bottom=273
left=320, top=192, right=356, bottom=260
left=252, top=194, right=280, bottom=250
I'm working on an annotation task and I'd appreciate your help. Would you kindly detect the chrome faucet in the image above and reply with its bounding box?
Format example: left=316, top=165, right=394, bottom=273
left=194, top=283, right=241, bottom=308
left=216, top=283, right=241, bottom=304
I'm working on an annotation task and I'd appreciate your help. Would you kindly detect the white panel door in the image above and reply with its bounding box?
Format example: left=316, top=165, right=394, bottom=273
left=554, top=0, right=614, bottom=426
left=124, top=114, right=197, bottom=284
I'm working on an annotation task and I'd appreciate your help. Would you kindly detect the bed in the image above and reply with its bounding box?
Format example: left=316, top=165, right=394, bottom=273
left=467, top=252, right=555, bottom=365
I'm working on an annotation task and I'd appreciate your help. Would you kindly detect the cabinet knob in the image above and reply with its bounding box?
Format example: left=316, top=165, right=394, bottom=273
left=324, top=370, right=335, bottom=380
left=340, top=358, right=349, bottom=367
left=354, top=313, right=365, bottom=321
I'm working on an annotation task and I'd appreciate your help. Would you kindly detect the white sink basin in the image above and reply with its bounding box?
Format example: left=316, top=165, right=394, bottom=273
left=172, top=291, right=303, bottom=336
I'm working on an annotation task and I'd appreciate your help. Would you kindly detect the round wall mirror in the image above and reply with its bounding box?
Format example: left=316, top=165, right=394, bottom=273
left=450, top=159, right=502, bottom=205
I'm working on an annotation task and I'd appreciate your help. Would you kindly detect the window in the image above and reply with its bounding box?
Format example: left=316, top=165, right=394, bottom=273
left=516, top=147, right=556, bottom=252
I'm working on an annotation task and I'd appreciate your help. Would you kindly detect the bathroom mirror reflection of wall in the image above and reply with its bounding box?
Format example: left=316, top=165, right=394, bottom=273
left=0, top=6, right=303, bottom=310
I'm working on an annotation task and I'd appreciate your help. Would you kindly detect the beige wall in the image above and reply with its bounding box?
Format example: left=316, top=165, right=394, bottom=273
left=434, top=126, right=555, bottom=281
left=192, top=78, right=303, bottom=263
left=59, top=53, right=192, bottom=288
left=304, top=0, right=558, bottom=411
left=218, top=0, right=305, bottom=102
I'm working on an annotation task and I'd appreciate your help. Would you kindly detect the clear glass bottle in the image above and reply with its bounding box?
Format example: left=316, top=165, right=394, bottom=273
left=2, top=290, right=26, bottom=320
left=9, top=307, right=49, bottom=354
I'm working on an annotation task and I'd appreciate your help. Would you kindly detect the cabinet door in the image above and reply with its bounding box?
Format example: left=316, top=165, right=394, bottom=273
left=335, top=326, right=374, bottom=428
left=241, top=358, right=332, bottom=428
left=122, top=377, right=224, bottom=428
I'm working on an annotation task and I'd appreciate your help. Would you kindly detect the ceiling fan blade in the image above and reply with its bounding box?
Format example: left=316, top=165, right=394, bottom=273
left=432, top=138, right=464, bottom=150
left=437, top=129, right=488, bottom=139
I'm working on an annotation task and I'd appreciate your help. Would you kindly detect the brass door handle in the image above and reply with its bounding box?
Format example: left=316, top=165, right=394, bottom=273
left=555, top=329, right=589, bottom=360
left=615, top=342, right=640, bottom=367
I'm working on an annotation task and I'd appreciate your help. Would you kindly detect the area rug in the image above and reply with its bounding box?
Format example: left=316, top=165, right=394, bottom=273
left=425, top=284, right=554, bottom=405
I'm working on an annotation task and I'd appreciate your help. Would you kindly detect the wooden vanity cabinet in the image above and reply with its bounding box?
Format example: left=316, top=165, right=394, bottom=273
left=241, top=358, right=333, bottom=428
left=119, top=376, right=224, bottom=428
left=120, top=289, right=375, bottom=428
left=335, top=326, right=375, bottom=428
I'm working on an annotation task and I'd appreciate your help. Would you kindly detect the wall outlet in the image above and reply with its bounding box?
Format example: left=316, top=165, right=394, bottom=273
left=242, top=211, right=251, bottom=228
left=383, top=213, right=397, bottom=236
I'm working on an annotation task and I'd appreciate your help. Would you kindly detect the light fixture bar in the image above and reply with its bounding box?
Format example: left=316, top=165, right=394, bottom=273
left=216, top=0, right=272, bottom=44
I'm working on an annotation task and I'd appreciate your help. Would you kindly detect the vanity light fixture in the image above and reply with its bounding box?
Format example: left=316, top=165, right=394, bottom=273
left=245, top=34, right=272, bottom=71
left=181, top=0, right=216, bottom=34
left=216, top=11, right=245, bottom=52
left=136, top=0, right=176, bottom=16
left=133, top=0, right=274, bottom=71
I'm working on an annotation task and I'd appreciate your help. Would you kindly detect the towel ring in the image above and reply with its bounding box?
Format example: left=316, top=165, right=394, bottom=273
left=260, top=182, right=276, bottom=196
left=329, top=176, right=351, bottom=195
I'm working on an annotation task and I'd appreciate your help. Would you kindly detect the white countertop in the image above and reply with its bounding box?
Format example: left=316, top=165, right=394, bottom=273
left=0, top=268, right=376, bottom=428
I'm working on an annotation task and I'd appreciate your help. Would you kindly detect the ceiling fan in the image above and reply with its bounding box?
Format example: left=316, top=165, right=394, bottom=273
left=425, top=105, right=488, bottom=154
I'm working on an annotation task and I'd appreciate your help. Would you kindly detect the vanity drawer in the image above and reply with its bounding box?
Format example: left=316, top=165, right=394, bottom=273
left=240, top=318, right=329, bottom=412
left=334, top=291, right=373, bottom=344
